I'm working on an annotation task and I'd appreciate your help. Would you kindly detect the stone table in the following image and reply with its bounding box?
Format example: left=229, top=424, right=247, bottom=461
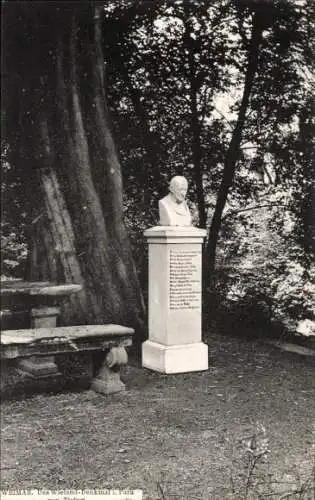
left=1, top=280, right=82, bottom=377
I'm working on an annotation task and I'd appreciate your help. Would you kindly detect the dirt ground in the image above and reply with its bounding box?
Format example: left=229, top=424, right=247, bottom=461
left=1, top=333, right=315, bottom=499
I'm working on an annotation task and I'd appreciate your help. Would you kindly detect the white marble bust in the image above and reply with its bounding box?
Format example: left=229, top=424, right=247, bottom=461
left=159, top=176, right=192, bottom=226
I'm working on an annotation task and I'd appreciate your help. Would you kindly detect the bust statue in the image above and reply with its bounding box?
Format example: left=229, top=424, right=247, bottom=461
left=159, top=176, right=192, bottom=226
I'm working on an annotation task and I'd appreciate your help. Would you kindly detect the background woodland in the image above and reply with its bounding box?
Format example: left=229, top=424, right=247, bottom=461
left=2, top=0, right=314, bottom=340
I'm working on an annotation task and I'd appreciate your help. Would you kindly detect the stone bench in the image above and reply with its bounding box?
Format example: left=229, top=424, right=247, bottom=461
left=1, top=324, right=134, bottom=395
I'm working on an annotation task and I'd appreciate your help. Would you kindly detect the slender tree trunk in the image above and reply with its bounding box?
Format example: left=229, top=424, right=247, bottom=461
left=299, top=100, right=315, bottom=257
left=206, top=14, right=263, bottom=284
left=184, top=13, right=207, bottom=227
left=191, top=91, right=207, bottom=227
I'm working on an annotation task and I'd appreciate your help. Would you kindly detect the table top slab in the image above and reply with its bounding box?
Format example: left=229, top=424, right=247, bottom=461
left=1, top=281, right=83, bottom=297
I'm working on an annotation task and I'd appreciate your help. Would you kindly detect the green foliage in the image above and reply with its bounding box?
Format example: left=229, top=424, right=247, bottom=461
left=104, top=0, right=235, bottom=211
left=271, top=253, right=314, bottom=328
left=215, top=192, right=314, bottom=335
left=1, top=152, right=29, bottom=278
left=0, top=225, right=28, bottom=278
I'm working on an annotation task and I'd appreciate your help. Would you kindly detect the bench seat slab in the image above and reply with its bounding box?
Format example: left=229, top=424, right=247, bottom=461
left=1, top=324, right=134, bottom=345
left=1, top=325, right=134, bottom=359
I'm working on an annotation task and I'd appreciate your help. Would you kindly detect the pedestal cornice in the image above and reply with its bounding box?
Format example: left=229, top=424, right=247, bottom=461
left=144, top=226, right=207, bottom=244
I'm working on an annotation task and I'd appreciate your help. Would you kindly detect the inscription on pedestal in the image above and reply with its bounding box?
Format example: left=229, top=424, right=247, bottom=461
left=169, top=249, right=201, bottom=310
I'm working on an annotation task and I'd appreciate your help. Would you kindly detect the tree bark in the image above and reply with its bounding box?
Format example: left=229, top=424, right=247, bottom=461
left=5, top=3, right=145, bottom=335
left=103, top=35, right=163, bottom=205
left=191, top=90, right=207, bottom=228
left=184, top=14, right=207, bottom=228
left=299, top=99, right=315, bottom=257
left=206, top=13, right=263, bottom=284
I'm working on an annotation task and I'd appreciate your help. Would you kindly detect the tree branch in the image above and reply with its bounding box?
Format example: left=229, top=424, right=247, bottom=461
left=222, top=203, right=288, bottom=220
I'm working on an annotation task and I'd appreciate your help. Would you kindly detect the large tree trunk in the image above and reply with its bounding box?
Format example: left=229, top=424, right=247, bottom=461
left=102, top=28, right=164, bottom=209
left=205, top=13, right=263, bottom=284
left=5, top=3, right=145, bottom=336
left=123, top=75, right=164, bottom=208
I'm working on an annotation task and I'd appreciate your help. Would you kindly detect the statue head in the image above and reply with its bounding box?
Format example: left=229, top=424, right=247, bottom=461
left=169, top=176, right=188, bottom=203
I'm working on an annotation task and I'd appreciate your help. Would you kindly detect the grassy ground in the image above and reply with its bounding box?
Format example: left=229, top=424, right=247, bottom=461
left=1, top=332, right=315, bottom=499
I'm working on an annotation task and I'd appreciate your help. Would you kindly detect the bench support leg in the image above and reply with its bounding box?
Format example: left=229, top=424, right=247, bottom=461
left=91, top=347, right=127, bottom=395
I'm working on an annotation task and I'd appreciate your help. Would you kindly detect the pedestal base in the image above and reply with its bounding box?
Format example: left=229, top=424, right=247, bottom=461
left=17, top=356, right=60, bottom=378
left=142, top=340, right=208, bottom=374
left=90, top=362, right=126, bottom=395
left=91, top=376, right=125, bottom=395
left=17, top=307, right=61, bottom=378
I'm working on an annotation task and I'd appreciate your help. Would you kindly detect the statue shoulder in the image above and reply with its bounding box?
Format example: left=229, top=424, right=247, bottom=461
left=159, top=194, right=172, bottom=206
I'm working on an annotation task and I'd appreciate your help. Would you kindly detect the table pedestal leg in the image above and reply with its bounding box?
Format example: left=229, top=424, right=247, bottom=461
left=17, top=307, right=60, bottom=378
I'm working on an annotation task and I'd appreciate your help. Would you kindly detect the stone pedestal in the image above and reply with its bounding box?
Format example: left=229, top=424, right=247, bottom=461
left=142, top=226, right=208, bottom=373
